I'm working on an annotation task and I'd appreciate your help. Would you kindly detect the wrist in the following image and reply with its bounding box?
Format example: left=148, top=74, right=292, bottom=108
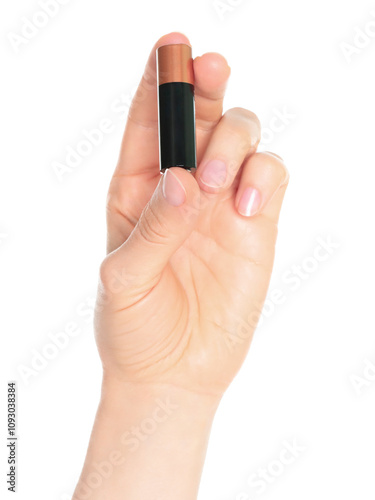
left=100, top=372, right=221, bottom=436
left=73, top=373, right=221, bottom=499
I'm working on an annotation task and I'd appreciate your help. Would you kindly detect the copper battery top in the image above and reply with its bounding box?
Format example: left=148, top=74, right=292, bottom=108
left=157, top=44, right=194, bottom=86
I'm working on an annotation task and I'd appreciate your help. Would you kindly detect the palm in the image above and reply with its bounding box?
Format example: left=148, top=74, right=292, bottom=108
left=98, top=171, right=277, bottom=395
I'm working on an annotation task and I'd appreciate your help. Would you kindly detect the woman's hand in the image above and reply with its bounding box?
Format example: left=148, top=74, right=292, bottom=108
left=95, top=32, right=289, bottom=398
left=73, top=32, right=289, bottom=500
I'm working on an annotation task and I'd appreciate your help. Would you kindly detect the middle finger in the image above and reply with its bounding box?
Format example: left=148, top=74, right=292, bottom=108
left=196, top=107, right=261, bottom=193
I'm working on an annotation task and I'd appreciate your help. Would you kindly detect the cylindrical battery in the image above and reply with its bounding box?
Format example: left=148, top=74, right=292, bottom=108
left=156, top=44, right=197, bottom=172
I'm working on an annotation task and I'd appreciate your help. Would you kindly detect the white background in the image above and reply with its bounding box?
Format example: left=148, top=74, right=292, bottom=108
left=1, top=0, right=375, bottom=498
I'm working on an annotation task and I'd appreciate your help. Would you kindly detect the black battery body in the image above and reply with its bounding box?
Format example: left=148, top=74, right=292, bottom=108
left=158, top=81, right=196, bottom=172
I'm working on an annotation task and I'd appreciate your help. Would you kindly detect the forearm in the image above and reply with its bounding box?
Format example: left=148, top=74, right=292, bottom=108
left=73, top=375, right=220, bottom=500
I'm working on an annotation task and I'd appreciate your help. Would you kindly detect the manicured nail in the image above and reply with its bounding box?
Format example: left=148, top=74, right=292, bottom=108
left=199, top=159, right=227, bottom=188
left=237, top=187, right=261, bottom=217
left=162, top=169, right=186, bottom=206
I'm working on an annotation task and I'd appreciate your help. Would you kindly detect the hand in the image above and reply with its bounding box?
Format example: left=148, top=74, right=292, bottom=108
left=73, top=32, right=289, bottom=500
left=95, top=32, right=289, bottom=398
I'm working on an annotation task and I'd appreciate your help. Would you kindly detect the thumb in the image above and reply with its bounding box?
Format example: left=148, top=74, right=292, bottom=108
left=101, top=167, right=200, bottom=293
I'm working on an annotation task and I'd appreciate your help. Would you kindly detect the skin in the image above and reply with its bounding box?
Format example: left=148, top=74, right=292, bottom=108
left=73, top=32, right=289, bottom=500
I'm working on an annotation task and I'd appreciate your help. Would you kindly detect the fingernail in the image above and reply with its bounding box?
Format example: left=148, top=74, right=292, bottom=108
left=237, top=187, right=261, bottom=217
left=199, top=159, right=227, bottom=188
left=162, top=169, right=186, bottom=206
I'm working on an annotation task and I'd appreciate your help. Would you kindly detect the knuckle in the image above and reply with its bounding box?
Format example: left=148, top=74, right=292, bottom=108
left=99, top=256, right=115, bottom=288
left=225, top=107, right=261, bottom=128
left=99, top=255, right=133, bottom=294
left=138, top=204, right=168, bottom=246
left=263, top=152, right=290, bottom=184
left=224, top=107, right=261, bottom=149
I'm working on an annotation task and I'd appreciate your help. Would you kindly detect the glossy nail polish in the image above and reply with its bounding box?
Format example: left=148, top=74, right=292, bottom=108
left=237, top=187, right=261, bottom=217
left=162, top=169, right=186, bottom=206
